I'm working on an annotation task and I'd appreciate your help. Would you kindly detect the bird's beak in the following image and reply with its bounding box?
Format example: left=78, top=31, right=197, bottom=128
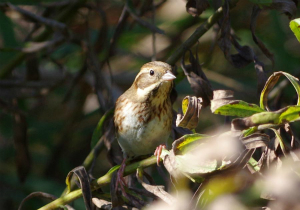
left=162, top=71, right=176, bottom=81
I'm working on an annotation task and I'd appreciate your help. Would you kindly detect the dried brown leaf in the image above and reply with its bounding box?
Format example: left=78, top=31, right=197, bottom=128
left=66, top=166, right=92, bottom=210
left=230, top=40, right=255, bottom=68
left=210, top=90, right=234, bottom=113
left=172, top=111, right=193, bottom=140
left=181, top=50, right=213, bottom=107
left=266, top=0, right=297, bottom=19
left=217, top=1, right=258, bottom=69
left=176, top=96, right=202, bottom=130
left=242, top=133, right=269, bottom=149
left=136, top=169, right=176, bottom=205
left=92, top=198, right=112, bottom=209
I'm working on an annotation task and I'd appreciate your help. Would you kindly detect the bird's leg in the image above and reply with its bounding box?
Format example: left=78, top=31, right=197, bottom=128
left=154, top=144, right=166, bottom=166
left=115, top=158, right=127, bottom=195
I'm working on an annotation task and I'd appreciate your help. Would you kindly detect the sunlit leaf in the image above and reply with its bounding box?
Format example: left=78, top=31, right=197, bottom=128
left=182, top=97, right=189, bottom=115
left=232, top=105, right=300, bottom=130
left=173, top=133, right=209, bottom=153
left=212, top=100, right=264, bottom=117
left=176, top=96, right=202, bottom=130
left=290, top=18, right=300, bottom=43
left=260, top=71, right=300, bottom=110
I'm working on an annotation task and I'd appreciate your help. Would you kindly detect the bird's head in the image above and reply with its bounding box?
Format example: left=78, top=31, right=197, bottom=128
left=132, top=61, right=176, bottom=102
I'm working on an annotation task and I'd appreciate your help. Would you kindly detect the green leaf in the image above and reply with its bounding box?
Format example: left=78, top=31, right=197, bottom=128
left=174, top=133, right=209, bottom=153
left=175, top=154, right=221, bottom=174
left=90, top=109, right=114, bottom=148
left=290, top=18, right=300, bottom=43
left=270, top=128, right=287, bottom=156
left=242, top=126, right=257, bottom=137
left=260, top=71, right=300, bottom=110
left=249, top=105, right=300, bottom=125
left=213, top=100, right=264, bottom=117
left=279, top=106, right=300, bottom=123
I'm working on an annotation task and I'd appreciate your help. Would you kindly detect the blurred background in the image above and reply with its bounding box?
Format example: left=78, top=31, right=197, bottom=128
left=0, top=0, right=299, bottom=209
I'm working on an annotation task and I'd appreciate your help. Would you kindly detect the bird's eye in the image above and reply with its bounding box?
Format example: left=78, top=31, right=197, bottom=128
left=149, top=69, right=154, bottom=76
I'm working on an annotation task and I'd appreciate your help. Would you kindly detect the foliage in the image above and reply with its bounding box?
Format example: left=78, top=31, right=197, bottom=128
left=0, top=0, right=300, bottom=210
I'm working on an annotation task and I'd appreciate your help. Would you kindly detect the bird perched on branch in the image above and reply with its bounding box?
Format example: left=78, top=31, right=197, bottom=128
left=114, top=61, right=176, bottom=192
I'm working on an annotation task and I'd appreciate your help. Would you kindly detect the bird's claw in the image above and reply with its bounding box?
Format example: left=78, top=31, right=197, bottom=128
left=154, top=144, right=166, bottom=166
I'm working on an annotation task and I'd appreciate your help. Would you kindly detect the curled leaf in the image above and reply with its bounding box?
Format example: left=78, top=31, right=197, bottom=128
left=210, top=89, right=234, bottom=114
left=176, top=96, right=202, bottom=130
left=260, top=71, right=300, bottom=110
left=265, top=0, right=297, bottom=19
left=242, top=133, right=269, bottom=149
left=66, top=166, right=92, bottom=210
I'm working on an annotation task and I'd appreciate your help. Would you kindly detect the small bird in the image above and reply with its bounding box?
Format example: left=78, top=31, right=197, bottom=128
left=114, top=61, right=176, bottom=190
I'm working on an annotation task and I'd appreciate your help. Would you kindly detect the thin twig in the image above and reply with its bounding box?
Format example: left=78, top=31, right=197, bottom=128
left=7, top=3, right=67, bottom=31
left=125, top=0, right=164, bottom=34
left=166, top=0, right=239, bottom=65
